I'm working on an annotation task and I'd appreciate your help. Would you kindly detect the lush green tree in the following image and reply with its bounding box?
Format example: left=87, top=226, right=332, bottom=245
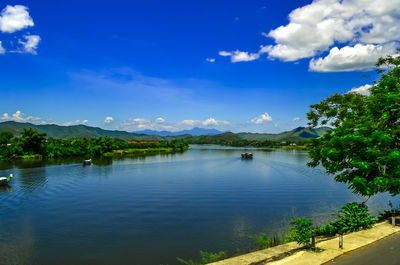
left=18, top=128, right=47, bottom=155
left=307, top=55, right=400, bottom=196
left=0, top=131, right=13, bottom=145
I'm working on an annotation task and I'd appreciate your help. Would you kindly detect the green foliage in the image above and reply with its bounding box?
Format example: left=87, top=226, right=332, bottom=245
left=19, top=128, right=47, bottom=155
left=378, top=209, right=400, bottom=221
left=377, top=201, right=400, bottom=221
left=307, top=55, right=400, bottom=196
left=0, top=129, right=188, bottom=160
left=331, top=202, right=376, bottom=233
left=177, top=251, right=227, bottom=265
left=314, top=223, right=337, bottom=237
left=287, top=217, right=313, bottom=248
left=249, top=233, right=282, bottom=250
left=0, top=131, right=13, bottom=145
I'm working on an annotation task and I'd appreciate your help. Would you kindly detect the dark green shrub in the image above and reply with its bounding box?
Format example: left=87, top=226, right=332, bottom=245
left=332, top=202, right=376, bottom=232
left=177, top=251, right=227, bottom=265
left=377, top=209, right=400, bottom=221
left=314, top=223, right=336, bottom=236
left=249, top=233, right=282, bottom=250
left=287, top=217, right=313, bottom=248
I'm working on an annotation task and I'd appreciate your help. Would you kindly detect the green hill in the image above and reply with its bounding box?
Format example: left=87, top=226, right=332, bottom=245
left=181, top=132, right=243, bottom=144
left=237, top=126, right=331, bottom=143
left=0, top=121, right=330, bottom=144
left=0, top=121, right=163, bottom=141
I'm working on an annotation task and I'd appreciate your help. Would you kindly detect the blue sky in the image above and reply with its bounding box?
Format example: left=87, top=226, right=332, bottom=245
left=0, top=0, right=398, bottom=132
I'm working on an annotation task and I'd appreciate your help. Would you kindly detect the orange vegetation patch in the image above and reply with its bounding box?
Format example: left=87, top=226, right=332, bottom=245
left=128, top=141, right=160, bottom=144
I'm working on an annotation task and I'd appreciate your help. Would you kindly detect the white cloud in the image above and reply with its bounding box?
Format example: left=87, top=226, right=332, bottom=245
left=348, top=84, right=373, bottom=96
left=293, top=117, right=301, bottom=121
left=118, top=117, right=232, bottom=132
left=0, top=110, right=44, bottom=124
left=0, top=5, right=34, bottom=33
left=63, top=120, right=89, bottom=126
left=309, top=43, right=398, bottom=72
left=251, top=112, right=272, bottom=124
left=202, top=117, right=231, bottom=126
left=155, top=117, right=165, bottom=123
left=218, top=50, right=261, bottom=63
left=63, top=121, right=73, bottom=126
left=222, top=0, right=400, bottom=71
left=0, top=41, right=5, bottom=54
left=104, top=116, right=114, bottom=125
left=18, top=34, right=41, bottom=54
left=206, top=58, right=215, bottom=62
left=218, top=51, right=231, bottom=57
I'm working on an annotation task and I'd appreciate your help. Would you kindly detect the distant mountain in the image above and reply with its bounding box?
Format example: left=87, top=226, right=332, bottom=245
left=134, top=127, right=224, bottom=136
left=0, top=122, right=331, bottom=143
left=237, top=126, right=332, bottom=142
left=184, top=127, right=331, bottom=145
left=0, top=121, right=163, bottom=141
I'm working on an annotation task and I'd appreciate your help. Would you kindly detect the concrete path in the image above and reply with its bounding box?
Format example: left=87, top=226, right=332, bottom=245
left=326, top=232, right=400, bottom=265
left=208, top=221, right=400, bottom=265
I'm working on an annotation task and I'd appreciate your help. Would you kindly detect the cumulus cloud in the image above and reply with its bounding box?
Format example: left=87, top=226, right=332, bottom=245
left=104, top=116, right=114, bottom=125
left=293, top=117, right=301, bottom=121
left=202, top=117, right=231, bottom=126
left=0, top=5, right=34, bottom=33
left=155, top=117, right=165, bottom=123
left=221, top=0, right=400, bottom=71
left=219, top=49, right=264, bottom=63
left=206, top=58, right=215, bottom=62
left=0, top=110, right=45, bottom=124
left=309, top=43, right=397, bottom=72
left=118, top=117, right=232, bottom=132
left=63, top=120, right=89, bottom=126
left=348, top=84, right=373, bottom=96
left=251, top=112, right=272, bottom=124
left=18, top=34, right=41, bottom=54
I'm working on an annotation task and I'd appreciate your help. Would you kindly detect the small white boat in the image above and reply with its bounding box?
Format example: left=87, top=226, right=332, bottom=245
left=0, top=174, right=13, bottom=185
left=83, top=159, right=92, bottom=166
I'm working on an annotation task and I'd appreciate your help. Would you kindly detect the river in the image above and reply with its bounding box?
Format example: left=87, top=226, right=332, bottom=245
left=0, top=145, right=398, bottom=265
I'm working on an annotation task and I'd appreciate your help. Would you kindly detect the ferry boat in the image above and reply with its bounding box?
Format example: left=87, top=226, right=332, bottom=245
left=241, top=153, right=253, bottom=159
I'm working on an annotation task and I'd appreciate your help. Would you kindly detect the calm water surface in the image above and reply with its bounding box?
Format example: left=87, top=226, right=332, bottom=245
left=0, top=145, right=398, bottom=265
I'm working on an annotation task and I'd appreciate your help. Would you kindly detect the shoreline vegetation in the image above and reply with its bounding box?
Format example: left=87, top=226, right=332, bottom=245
left=176, top=202, right=398, bottom=265
left=0, top=128, right=188, bottom=161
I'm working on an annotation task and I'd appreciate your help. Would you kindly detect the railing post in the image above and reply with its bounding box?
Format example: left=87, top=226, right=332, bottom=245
left=339, top=232, right=343, bottom=249
left=311, top=230, right=315, bottom=251
left=392, top=213, right=396, bottom=229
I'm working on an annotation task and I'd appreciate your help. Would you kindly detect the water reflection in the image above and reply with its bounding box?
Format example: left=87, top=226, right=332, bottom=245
left=0, top=146, right=399, bottom=265
left=18, top=167, right=47, bottom=193
left=0, top=184, right=12, bottom=193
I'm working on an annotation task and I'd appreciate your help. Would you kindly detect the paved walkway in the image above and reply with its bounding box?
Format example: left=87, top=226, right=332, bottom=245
left=208, top=221, right=400, bottom=265
left=326, top=232, right=400, bottom=265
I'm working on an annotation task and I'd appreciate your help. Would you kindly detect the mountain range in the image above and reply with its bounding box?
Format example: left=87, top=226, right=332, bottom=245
left=134, top=127, right=224, bottom=136
left=0, top=121, right=331, bottom=142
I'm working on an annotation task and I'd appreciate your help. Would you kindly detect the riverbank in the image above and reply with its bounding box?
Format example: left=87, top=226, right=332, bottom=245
left=208, top=221, right=399, bottom=265
left=0, top=146, right=188, bottom=161
left=104, top=146, right=189, bottom=157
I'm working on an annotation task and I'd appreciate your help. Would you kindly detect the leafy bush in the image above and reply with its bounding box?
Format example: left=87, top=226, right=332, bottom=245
left=249, top=233, right=282, bottom=250
left=287, top=217, right=313, bottom=248
left=177, top=251, right=227, bottom=265
left=331, top=202, right=376, bottom=233
left=314, top=223, right=336, bottom=236
left=378, top=210, right=400, bottom=221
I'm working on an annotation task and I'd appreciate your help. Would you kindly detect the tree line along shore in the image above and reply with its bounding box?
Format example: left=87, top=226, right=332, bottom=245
left=0, top=128, right=188, bottom=160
